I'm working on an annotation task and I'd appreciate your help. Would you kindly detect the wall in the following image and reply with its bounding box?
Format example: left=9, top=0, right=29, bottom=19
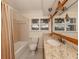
left=13, top=11, right=20, bottom=43
left=9, top=5, right=19, bottom=43
left=9, top=5, right=29, bottom=43
left=52, top=2, right=78, bottom=39
left=21, top=10, right=51, bottom=39
left=42, top=0, right=59, bottom=16
left=13, top=12, right=29, bottom=42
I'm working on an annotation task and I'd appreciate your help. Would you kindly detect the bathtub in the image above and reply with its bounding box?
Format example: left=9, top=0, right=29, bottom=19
left=14, top=41, right=28, bottom=59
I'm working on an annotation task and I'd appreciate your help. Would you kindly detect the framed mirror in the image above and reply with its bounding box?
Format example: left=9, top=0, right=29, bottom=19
left=54, top=18, right=65, bottom=31
left=66, top=18, right=76, bottom=31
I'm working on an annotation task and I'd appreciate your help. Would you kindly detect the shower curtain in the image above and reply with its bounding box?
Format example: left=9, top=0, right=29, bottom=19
left=1, top=1, right=15, bottom=59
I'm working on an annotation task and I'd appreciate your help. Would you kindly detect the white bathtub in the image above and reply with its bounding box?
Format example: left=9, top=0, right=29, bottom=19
left=14, top=41, right=28, bottom=59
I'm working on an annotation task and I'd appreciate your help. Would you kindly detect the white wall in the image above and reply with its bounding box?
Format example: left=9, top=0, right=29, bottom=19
left=42, top=0, right=59, bottom=16
left=15, top=18, right=29, bottom=41
left=9, top=5, right=29, bottom=42
left=21, top=10, right=51, bottom=38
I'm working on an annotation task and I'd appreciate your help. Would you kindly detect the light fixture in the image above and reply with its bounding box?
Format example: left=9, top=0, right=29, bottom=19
left=48, top=8, right=52, bottom=12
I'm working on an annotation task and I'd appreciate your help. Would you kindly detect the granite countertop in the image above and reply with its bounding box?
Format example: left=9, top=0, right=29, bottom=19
left=44, top=38, right=78, bottom=59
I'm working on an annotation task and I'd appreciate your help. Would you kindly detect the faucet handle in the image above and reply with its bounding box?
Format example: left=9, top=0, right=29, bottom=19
left=62, top=38, right=66, bottom=44
left=58, top=36, right=62, bottom=42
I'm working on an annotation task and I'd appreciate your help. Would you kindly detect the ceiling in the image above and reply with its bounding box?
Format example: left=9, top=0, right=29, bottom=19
left=8, top=0, right=57, bottom=15
left=8, top=0, right=77, bottom=16
left=8, top=0, right=42, bottom=12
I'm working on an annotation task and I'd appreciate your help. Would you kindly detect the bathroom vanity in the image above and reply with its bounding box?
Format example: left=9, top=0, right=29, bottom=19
left=43, top=34, right=77, bottom=59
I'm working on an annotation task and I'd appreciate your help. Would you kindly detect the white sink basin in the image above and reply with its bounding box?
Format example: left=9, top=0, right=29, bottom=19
left=47, top=39, right=61, bottom=46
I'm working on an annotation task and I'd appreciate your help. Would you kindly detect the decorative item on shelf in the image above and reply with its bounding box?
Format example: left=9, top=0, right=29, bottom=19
left=65, top=14, right=76, bottom=31
left=65, top=13, right=70, bottom=19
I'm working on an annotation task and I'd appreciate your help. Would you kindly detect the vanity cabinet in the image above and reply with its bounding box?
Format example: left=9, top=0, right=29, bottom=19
left=65, top=45, right=78, bottom=59
left=50, top=47, right=62, bottom=59
left=44, top=39, right=62, bottom=59
left=44, top=39, right=77, bottom=59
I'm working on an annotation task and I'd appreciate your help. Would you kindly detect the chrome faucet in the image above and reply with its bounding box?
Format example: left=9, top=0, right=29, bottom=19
left=58, top=38, right=66, bottom=44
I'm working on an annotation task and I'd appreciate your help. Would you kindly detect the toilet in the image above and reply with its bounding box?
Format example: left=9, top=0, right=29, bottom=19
left=29, top=38, right=39, bottom=55
left=29, top=43, right=37, bottom=55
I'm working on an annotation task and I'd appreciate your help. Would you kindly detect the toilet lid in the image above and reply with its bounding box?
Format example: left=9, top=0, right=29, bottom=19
left=29, top=43, right=37, bottom=48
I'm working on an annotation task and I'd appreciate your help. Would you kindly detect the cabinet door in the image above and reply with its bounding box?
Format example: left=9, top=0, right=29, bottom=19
left=67, top=47, right=77, bottom=59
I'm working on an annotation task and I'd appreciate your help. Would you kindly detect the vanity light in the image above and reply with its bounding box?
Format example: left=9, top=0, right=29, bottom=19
left=48, top=8, right=52, bottom=12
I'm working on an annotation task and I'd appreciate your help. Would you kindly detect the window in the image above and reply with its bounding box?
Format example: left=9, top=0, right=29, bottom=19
left=31, top=19, right=39, bottom=30
left=40, top=19, right=49, bottom=30
left=31, top=18, right=49, bottom=31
